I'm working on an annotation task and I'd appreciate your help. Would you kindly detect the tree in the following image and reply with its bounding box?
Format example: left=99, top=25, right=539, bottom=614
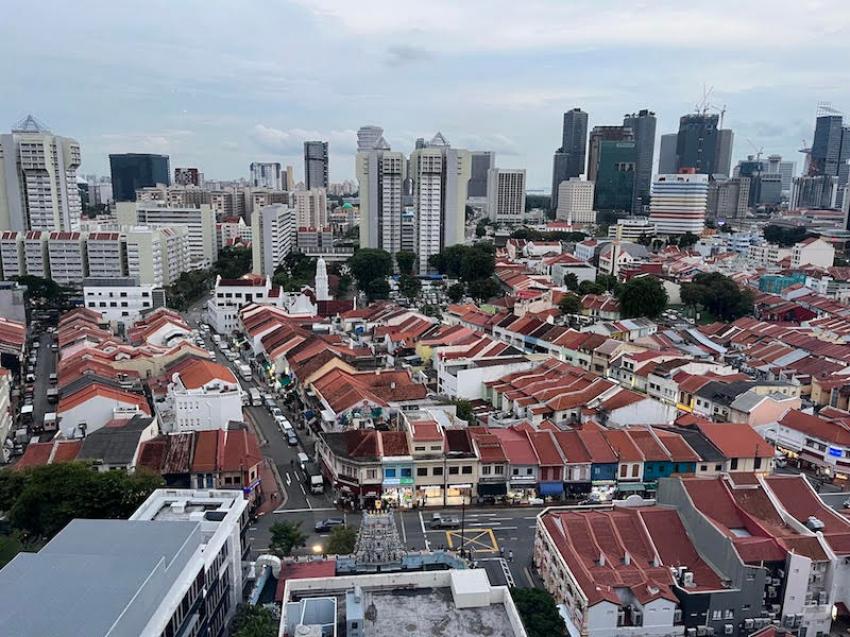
left=562, top=272, right=579, bottom=291
left=326, top=525, right=357, bottom=555
left=348, top=249, right=392, bottom=289
left=395, top=250, right=416, bottom=276
left=680, top=281, right=705, bottom=318
left=429, top=244, right=495, bottom=282
left=398, top=274, right=421, bottom=301
left=558, top=294, right=581, bottom=315
left=269, top=521, right=307, bottom=557
left=510, top=588, right=567, bottom=637
left=0, top=463, right=163, bottom=542
left=596, top=273, right=619, bottom=293
left=460, top=249, right=495, bottom=282
left=336, top=273, right=352, bottom=297
left=367, top=278, right=391, bottom=301
left=214, top=245, right=252, bottom=279
left=467, top=278, right=501, bottom=302
left=617, top=276, right=668, bottom=319
left=682, top=272, right=754, bottom=321
left=475, top=220, right=488, bottom=238
left=577, top=280, right=605, bottom=295
left=447, top=283, right=465, bottom=303
left=230, top=604, right=278, bottom=637
left=452, top=399, right=475, bottom=424
left=678, top=231, right=699, bottom=249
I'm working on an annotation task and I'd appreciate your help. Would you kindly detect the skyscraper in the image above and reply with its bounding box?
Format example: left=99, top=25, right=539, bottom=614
left=250, top=162, right=282, bottom=189
left=811, top=114, right=845, bottom=176
left=173, top=167, right=202, bottom=187
left=648, top=171, right=709, bottom=235
left=409, top=133, right=471, bottom=275
left=587, top=126, right=633, bottom=183
left=468, top=151, right=495, bottom=200
left=486, top=168, right=526, bottom=223
left=282, top=165, right=295, bottom=190
left=550, top=108, right=588, bottom=211
left=357, top=126, right=384, bottom=152
left=674, top=114, right=733, bottom=177
left=109, top=153, right=170, bottom=202
left=593, top=140, right=637, bottom=212
left=251, top=204, right=293, bottom=276
left=715, top=129, right=734, bottom=177
left=557, top=178, right=595, bottom=224
left=357, top=137, right=406, bottom=256
left=293, top=188, right=328, bottom=228
left=658, top=134, right=679, bottom=174
left=304, top=141, right=329, bottom=190
left=0, top=115, right=82, bottom=231
left=623, top=110, right=657, bottom=213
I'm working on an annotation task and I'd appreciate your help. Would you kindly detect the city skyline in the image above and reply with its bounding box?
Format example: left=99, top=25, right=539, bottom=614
left=2, top=1, right=849, bottom=188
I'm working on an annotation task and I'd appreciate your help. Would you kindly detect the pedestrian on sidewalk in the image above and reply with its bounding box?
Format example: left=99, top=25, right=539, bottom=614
left=499, top=547, right=505, bottom=558
left=508, top=550, right=513, bottom=563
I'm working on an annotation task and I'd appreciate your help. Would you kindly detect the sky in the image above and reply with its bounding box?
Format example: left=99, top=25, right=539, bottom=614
left=2, top=0, right=850, bottom=190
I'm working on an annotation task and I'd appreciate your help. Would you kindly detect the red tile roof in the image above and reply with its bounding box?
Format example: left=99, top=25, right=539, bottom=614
left=58, top=382, right=150, bottom=416
left=695, top=422, right=774, bottom=459
left=178, top=358, right=237, bottom=390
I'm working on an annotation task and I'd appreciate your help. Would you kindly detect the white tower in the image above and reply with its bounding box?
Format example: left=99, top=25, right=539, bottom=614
left=315, top=256, right=330, bottom=301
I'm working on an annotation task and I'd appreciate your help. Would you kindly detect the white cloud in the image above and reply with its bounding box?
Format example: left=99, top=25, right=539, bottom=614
left=249, top=124, right=358, bottom=154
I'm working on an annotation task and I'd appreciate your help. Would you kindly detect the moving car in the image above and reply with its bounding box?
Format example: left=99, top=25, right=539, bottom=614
left=429, top=513, right=461, bottom=529
left=314, top=518, right=345, bottom=533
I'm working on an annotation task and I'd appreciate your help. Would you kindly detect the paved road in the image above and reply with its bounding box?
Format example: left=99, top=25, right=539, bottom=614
left=31, top=331, right=56, bottom=429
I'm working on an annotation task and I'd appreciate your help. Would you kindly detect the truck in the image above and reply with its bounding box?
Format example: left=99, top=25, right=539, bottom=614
left=237, top=363, right=252, bottom=380
left=303, top=462, right=324, bottom=494
left=47, top=388, right=60, bottom=404
left=249, top=388, right=261, bottom=406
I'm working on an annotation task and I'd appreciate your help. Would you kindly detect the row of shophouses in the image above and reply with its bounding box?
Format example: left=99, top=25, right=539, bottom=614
left=315, top=405, right=775, bottom=508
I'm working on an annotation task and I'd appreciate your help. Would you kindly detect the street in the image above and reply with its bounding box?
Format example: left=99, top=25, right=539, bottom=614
left=31, top=331, right=56, bottom=427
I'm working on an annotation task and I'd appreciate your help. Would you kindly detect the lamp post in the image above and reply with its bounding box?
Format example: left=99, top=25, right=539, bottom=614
left=459, top=498, right=466, bottom=559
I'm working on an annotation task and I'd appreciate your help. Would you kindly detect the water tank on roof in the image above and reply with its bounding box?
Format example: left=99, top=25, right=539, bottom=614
left=806, top=516, right=825, bottom=531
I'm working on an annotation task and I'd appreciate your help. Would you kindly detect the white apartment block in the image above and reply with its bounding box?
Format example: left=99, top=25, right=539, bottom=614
left=47, top=231, right=88, bottom=285
left=119, top=202, right=216, bottom=269
left=217, top=218, right=253, bottom=252
left=357, top=139, right=405, bottom=256
left=792, top=237, right=835, bottom=269
left=608, top=217, right=656, bottom=241
left=410, top=134, right=471, bottom=275
left=251, top=204, right=293, bottom=277
left=208, top=188, right=246, bottom=218
left=250, top=161, right=282, bottom=190
left=294, top=188, right=328, bottom=228
left=125, top=225, right=191, bottom=287
left=747, top=242, right=791, bottom=268
left=648, top=173, right=709, bottom=235
left=487, top=168, right=526, bottom=223
left=165, top=359, right=243, bottom=433
left=84, top=277, right=161, bottom=325
left=0, top=231, right=25, bottom=279
left=23, top=231, right=50, bottom=278
left=86, top=231, right=125, bottom=279
left=206, top=274, right=273, bottom=334
left=0, top=116, right=81, bottom=232
left=250, top=189, right=290, bottom=215
left=557, top=177, right=595, bottom=224
left=0, top=488, right=248, bottom=637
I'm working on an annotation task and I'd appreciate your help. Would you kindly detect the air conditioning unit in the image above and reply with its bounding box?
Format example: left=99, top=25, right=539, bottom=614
left=819, top=591, right=828, bottom=605
left=767, top=586, right=776, bottom=597
left=687, top=629, right=697, bottom=637
left=632, top=609, right=643, bottom=625
left=724, top=625, right=733, bottom=635
left=794, top=614, right=803, bottom=627
left=744, top=619, right=754, bottom=630
left=697, top=627, right=708, bottom=636
left=772, top=577, right=781, bottom=586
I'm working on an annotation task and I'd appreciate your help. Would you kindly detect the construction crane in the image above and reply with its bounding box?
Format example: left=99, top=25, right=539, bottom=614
left=746, top=138, right=764, bottom=162
left=695, top=85, right=715, bottom=116
left=709, top=103, right=727, bottom=128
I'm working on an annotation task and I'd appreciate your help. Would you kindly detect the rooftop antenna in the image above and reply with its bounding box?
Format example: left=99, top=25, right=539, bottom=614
left=12, top=114, right=51, bottom=134
left=816, top=101, right=842, bottom=117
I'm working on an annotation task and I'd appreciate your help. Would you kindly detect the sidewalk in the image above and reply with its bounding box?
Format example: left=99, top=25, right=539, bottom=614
left=256, top=458, right=286, bottom=515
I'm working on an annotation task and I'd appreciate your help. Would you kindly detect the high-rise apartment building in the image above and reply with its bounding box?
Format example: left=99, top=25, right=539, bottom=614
left=281, top=165, right=295, bottom=190
left=304, top=141, right=329, bottom=190
left=173, top=167, right=202, bottom=187
left=551, top=108, right=588, bottom=211
left=86, top=231, right=125, bottom=279
left=648, top=171, right=709, bottom=235
left=109, top=154, right=170, bottom=202
left=293, top=188, right=328, bottom=228
left=0, top=115, right=82, bottom=231
left=251, top=204, right=293, bottom=276
left=594, top=141, right=637, bottom=212
left=357, top=125, right=384, bottom=152
left=468, top=151, right=495, bottom=200
left=766, top=155, right=795, bottom=194
left=119, top=202, right=216, bottom=269
left=357, top=138, right=406, bottom=256
left=410, top=133, right=471, bottom=275
left=249, top=162, right=282, bottom=189
left=708, top=177, right=750, bottom=221
left=556, top=178, right=595, bottom=224
left=125, top=225, right=190, bottom=287
left=486, top=168, right=526, bottom=223
left=658, top=133, right=679, bottom=174
left=623, top=110, right=657, bottom=213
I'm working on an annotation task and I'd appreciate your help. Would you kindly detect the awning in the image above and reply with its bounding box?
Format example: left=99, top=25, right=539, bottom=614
left=538, top=482, right=564, bottom=497
left=477, top=482, right=507, bottom=496
left=616, top=482, right=646, bottom=493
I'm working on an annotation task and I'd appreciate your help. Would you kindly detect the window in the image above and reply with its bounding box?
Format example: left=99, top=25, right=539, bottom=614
left=724, top=610, right=734, bottom=620
left=482, top=465, right=492, bottom=475
left=700, top=464, right=707, bottom=471
left=400, top=468, right=411, bottom=478
left=415, top=446, right=426, bottom=451
left=754, top=457, right=762, bottom=470
left=495, top=465, right=504, bottom=475
left=714, top=464, right=722, bottom=471
left=620, top=464, right=628, bottom=477
left=462, top=466, right=472, bottom=475
left=449, top=466, right=459, bottom=475
left=631, top=464, right=639, bottom=477
left=512, top=468, right=519, bottom=476
left=417, top=467, right=427, bottom=477
left=526, top=467, right=533, bottom=475
left=712, top=610, right=721, bottom=621
left=730, top=458, right=739, bottom=470
left=433, top=466, right=443, bottom=476
left=385, top=468, right=396, bottom=478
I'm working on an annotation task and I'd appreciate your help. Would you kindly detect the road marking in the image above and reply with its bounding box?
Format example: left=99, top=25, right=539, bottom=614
left=523, top=566, right=535, bottom=588
left=249, top=526, right=257, bottom=531
left=445, top=528, right=498, bottom=553
left=273, top=507, right=335, bottom=514
left=285, top=472, right=291, bottom=486
left=418, top=511, right=431, bottom=550
left=491, top=526, right=518, bottom=531
left=491, top=517, right=513, bottom=521
left=398, top=511, right=407, bottom=544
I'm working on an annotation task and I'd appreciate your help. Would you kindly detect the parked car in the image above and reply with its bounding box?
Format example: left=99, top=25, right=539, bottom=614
left=264, top=396, right=276, bottom=408
left=270, top=407, right=283, bottom=419
left=314, top=518, right=345, bottom=533
left=286, top=431, right=298, bottom=446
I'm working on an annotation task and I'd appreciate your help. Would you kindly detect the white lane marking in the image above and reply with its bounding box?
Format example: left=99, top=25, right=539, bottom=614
left=491, top=526, right=518, bottom=531
left=398, top=510, right=407, bottom=544
left=523, top=567, right=535, bottom=588
left=285, top=472, right=291, bottom=486
left=273, top=507, right=335, bottom=514
left=418, top=511, right=431, bottom=551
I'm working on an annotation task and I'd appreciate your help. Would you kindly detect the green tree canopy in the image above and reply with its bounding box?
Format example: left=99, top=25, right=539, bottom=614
left=763, top=224, right=811, bottom=247
left=678, top=231, right=699, bottom=249
left=0, top=463, right=163, bottom=542
left=467, top=278, right=501, bottom=302
left=214, top=245, right=252, bottom=279
left=617, top=276, right=668, bottom=319
left=562, top=272, right=579, bottom=291
left=367, top=278, right=391, bottom=301
left=596, top=273, right=620, bottom=293
left=326, top=525, right=357, bottom=555
left=446, top=283, right=465, bottom=303
left=230, top=604, right=278, bottom=637
left=558, top=294, right=581, bottom=315
left=429, top=244, right=495, bottom=282
left=510, top=588, right=567, bottom=637
left=395, top=250, right=416, bottom=275
left=269, top=521, right=307, bottom=557
left=398, top=274, right=421, bottom=301
left=348, top=248, right=393, bottom=290
left=577, top=280, right=605, bottom=295
left=452, top=399, right=475, bottom=424
left=680, top=272, right=754, bottom=321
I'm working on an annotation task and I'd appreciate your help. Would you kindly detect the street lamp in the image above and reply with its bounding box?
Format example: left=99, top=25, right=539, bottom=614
left=312, top=543, right=323, bottom=555
left=459, top=499, right=466, bottom=559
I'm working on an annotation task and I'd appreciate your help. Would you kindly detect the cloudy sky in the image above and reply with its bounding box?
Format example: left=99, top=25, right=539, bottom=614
left=2, top=0, right=849, bottom=189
